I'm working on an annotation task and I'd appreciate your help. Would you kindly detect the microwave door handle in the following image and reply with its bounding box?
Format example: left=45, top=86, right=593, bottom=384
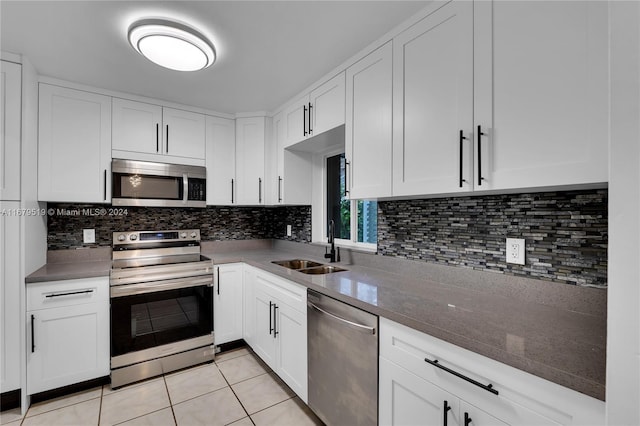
left=183, top=173, right=189, bottom=204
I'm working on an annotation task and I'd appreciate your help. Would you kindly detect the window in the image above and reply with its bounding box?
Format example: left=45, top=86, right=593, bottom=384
left=326, top=153, right=377, bottom=247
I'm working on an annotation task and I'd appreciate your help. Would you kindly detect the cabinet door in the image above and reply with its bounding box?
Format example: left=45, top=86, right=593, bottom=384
left=0, top=61, right=21, bottom=201
left=38, top=84, right=111, bottom=203
left=214, top=264, right=244, bottom=345
left=283, top=95, right=309, bottom=147
left=162, top=107, right=206, bottom=159
left=380, top=357, right=461, bottom=426
left=252, top=283, right=277, bottom=370
left=309, top=72, right=345, bottom=136
left=27, top=302, right=109, bottom=394
left=459, top=401, right=509, bottom=426
left=112, top=98, right=162, bottom=155
left=392, top=1, right=474, bottom=197
left=474, top=1, right=608, bottom=190
left=275, top=301, right=307, bottom=403
left=235, top=117, right=265, bottom=205
left=273, top=112, right=285, bottom=205
left=346, top=41, right=393, bottom=199
left=0, top=201, right=20, bottom=392
left=206, top=115, right=236, bottom=205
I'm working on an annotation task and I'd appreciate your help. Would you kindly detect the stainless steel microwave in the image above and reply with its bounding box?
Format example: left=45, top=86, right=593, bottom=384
left=111, top=159, right=206, bottom=207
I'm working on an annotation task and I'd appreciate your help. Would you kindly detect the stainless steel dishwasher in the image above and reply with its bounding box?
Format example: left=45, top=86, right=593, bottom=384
left=307, top=289, right=378, bottom=426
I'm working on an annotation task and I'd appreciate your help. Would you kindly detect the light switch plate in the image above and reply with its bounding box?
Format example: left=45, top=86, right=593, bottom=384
left=83, top=229, right=96, bottom=244
left=286, top=224, right=292, bottom=237
left=506, top=238, right=525, bottom=265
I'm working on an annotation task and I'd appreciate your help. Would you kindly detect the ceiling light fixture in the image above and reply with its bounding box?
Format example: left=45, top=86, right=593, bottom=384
left=128, top=19, right=216, bottom=72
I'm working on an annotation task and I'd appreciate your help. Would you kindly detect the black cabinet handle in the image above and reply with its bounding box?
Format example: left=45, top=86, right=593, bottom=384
left=31, top=314, right=35, bottom=353
left=258, top=178, right=262, bottom=203
left=459, top=130, right=468, bottom=188
left=303, top=105, right=308, bottom=137
left=166, top=124, right=169, bottom=153
left=308, top=102, right=313, bottom=134
left=278, top=176, right=282, bottom=203
left=444, top=400, right=451, bottom=426
left=345, top=160, right=350, bottom=195
left=273, top=304, right=279, bottom=338
left=103, top=169, right=107, bottom=201
left=156, top=123, right=159, bottom=152
left=231, top=179, right=234, bottom=204
left=477, top=125, right=486, bottom=186
left=45, top=289, right=93, bottom=298
left=269, top=301, right=274, bottom=335
left=465, top=412, right=472, bottom=426
left=216, top=268, right=220, bottom=295
left=425, top=358, right=498, bottom=395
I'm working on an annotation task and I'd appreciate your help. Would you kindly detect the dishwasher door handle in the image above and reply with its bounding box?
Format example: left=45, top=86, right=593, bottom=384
left=308, top=302, right=376, bottom=334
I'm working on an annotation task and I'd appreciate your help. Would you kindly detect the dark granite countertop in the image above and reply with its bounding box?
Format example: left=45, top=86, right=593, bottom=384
left=26, top=241, right=606, bottom=401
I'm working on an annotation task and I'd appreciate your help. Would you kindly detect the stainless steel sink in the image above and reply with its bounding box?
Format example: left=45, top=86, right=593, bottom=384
left=271, top=259, right=347, bottom=275
left=272, top=259, right=324, bottom=270
left=298, top=265, right=347, bottom=275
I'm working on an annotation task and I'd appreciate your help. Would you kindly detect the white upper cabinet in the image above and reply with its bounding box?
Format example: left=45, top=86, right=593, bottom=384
left=235, top=116, right=265, bottom=205
left=0, top=61, right=21, bottom=201
left=309, top=72, right=345, bottom=137
left=346, top=42, right=393, bottom=199
left=112, top=98, right=205, bottom=164
left=283, top=72, right=345, bottom=148
left=390, top=0, right=609, bottom=198
left=272, top=111, right=312, bottom=205
left=162, top=107, right=206, bottom=159
left=206, top=115, right=236, bottom=205
left=38, top=83, right=112, bottom=203
left=473, top=0, right=609, bottom=191
left=392, top=2, right=473, bottom=197
left=112, top=98, right=162, bottom=155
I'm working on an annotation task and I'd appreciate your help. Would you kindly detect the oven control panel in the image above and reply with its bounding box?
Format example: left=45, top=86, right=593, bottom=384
left=113, top=229, right=200, bottom=246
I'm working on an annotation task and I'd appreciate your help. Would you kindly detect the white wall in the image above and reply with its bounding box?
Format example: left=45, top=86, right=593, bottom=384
left=606, top=1, right=640, bottom=425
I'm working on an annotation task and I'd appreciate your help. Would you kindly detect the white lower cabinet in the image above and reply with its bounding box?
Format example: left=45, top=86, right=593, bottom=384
left=26, top=277, right=109, bottom=395
left=214, top=263, right=244, bottom=346
left=379, top=318, right=604, bottom=426
left=248, top=267, right=308, bottom=403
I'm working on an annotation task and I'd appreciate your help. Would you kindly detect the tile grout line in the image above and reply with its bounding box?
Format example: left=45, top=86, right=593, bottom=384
left=162, top=375, right=179, bottom=426
left=97, top=385, right=104, bottom=426
left=216, top=361, right=255, bottom=425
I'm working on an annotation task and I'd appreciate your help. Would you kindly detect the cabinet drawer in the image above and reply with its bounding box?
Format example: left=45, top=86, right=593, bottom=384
left=27, top=277, right=109, bottom=311
left=380, top=318, right=604, bottom=425
left=253, top=269, right=306, bottom=312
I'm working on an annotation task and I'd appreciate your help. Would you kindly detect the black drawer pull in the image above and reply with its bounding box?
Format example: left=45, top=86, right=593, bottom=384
left=308, top=102, right=313, bottom=134
left=459, top=130, right=467, bottom=188
left=273, top=304, right=279, bottom=337
left=216, top=268, right=220, bottom=295
left=425, top=358, right=498, bottom=395
left=45, top=289, right=94, bottom=298
left=231, top=179, right=234, bottom=204
left=269, top=301, right=274, bottom=335
left=303, top=105, right=308, bottom=137
left=31, top=314, right=35, bottom=353
left=444, top=400, right=451, bottom=426
left=278, top=176, right=282, bottom=202
left=477, top=125, right=486, bottom=186
left=465, top=412, right=472, bottom=426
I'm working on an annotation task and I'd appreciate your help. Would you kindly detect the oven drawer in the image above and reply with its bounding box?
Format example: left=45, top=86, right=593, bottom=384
left=28, top=277, right=109, bottom=311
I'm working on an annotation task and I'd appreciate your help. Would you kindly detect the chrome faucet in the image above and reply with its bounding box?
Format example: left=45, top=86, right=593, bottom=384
left=324, top=219, right=338, bottom=263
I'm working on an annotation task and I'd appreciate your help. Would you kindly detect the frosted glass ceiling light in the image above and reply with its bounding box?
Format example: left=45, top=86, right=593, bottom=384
left=128, top=19, right=215, bottom=71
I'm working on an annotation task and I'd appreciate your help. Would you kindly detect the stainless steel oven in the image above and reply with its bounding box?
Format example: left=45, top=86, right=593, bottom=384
left=111, top=159, right=206, bottom=208
left=109, top=229, right=214, bottom=388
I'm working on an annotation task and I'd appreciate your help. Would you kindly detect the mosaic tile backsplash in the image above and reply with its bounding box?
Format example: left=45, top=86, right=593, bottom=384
left=378, top=189, right=608, bottom=287
left=47, top=189, right=607, bottom=287
left=47, top=204, right=312, bottom=250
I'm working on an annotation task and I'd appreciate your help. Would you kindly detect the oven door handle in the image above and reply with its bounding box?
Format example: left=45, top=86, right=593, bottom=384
left=110, top=275, right=213, bottom=298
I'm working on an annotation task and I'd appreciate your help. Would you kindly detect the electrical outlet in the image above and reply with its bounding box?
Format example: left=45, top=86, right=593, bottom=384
left=506, top=238, right=525, bottom=265
left=286, top=224, right=292, bottom=237
left=83, top=229, right=96, bottom=244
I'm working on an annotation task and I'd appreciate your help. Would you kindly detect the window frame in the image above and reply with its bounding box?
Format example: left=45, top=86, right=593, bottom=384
left=314, top=149, right=377, bottom=253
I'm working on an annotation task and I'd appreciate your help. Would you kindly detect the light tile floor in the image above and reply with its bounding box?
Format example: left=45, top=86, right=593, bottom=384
left=1, top=348, right=323, bottom=426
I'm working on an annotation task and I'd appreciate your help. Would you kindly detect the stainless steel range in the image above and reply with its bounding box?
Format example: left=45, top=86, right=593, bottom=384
left=109, top=229, right=214, bottom=389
